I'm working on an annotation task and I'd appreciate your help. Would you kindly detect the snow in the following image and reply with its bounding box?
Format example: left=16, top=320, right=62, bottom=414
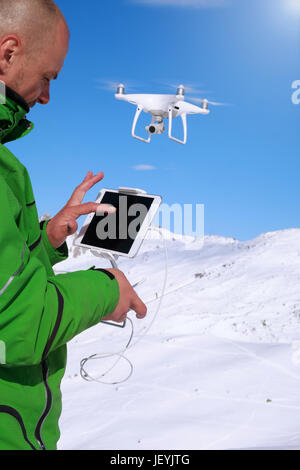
left=55, top=227, right=300, bottom=450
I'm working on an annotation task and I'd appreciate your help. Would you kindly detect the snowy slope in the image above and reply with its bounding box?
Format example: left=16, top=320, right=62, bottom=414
left=55, top=228, right=300, bottom=450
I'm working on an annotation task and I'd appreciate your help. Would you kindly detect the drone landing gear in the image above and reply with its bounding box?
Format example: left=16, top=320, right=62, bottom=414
left=168, top=107, right=187, bottom=145
left=132, top=105, right=151, bottom=144
left=131, top=105, right=188, bottom=145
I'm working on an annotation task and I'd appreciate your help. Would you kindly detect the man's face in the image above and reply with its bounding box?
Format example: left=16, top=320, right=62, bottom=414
left=8, top=18, right=69, bottom=108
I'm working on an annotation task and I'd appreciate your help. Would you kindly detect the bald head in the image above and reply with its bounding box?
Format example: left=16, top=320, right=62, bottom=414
left=0, top=0, right=68, bottom=56
left=0, top=0, right=69, bottom=108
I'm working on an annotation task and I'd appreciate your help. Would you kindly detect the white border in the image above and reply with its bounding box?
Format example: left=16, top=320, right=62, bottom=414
left=75, top=188, right=162, bottom=259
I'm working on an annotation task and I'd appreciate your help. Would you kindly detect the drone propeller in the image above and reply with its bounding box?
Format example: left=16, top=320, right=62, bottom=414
left=96, top=79, right=142, bottom=93
left=96, top=79, right=123, bottom=91
left=154, top=80, right=206, bottom=95
left=189, top=96, right=228, bottom=107
left=156, top=82, right=228, bottom=107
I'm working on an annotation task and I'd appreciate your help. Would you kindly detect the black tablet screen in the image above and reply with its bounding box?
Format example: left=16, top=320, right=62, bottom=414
left=81, top=192, right=155, bottom=254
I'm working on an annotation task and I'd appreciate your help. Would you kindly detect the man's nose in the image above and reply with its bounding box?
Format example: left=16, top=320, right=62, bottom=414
left=38, top=83, right=50, bottom=105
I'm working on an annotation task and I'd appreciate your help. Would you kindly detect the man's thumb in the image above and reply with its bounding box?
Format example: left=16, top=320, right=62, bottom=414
left=131, top=292, right=147, bottom=319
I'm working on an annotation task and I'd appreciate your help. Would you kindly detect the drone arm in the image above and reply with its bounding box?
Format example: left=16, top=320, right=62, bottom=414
left=132, top=105, right=151, bottom=144
left=168, top=107, right=187, bottom=145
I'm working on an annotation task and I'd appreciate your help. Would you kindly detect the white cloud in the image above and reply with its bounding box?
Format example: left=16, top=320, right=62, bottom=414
left=133, top=164, right=156, bottom=171
left=131, top=0, right=228, bottom=8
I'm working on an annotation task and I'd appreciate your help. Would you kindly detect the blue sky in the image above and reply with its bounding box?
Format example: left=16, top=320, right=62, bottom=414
left=7, top=0, right=300, bottom=241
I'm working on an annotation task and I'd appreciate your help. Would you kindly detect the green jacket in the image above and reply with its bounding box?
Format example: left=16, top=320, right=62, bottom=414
left=0, top=87, right=120, bottom=450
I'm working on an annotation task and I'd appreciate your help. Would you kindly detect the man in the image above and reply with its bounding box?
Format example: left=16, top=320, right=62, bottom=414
left=0, top=0, right=147, bottom=450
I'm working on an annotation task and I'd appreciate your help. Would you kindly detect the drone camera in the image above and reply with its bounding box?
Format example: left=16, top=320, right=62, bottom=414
left=146, top=122, right=165, bottom=135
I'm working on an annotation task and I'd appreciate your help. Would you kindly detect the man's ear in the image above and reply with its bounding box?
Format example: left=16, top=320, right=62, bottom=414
left=0, top=35, right=22, bottom=75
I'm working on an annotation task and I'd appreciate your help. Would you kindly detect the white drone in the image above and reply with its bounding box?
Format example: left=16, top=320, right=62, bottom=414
left=115, top=84, right=212, bottom=145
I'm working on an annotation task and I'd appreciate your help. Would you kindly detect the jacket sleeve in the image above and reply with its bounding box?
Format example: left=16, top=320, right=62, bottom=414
left=40, top=219, right=69, bottom=267
left=0, top=176, right=120, bottom=366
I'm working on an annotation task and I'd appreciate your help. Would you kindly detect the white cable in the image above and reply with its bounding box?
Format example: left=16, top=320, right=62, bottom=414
left=80, top=317, right=134, bottom=385
left=126, top=226, right=168, bottom=351
left=79, top=226, right=169, bottom=385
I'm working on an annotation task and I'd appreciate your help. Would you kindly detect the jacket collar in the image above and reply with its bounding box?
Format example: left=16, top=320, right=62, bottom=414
left=5, top=85, right=30, bottom=113
left=0, top=83, right=34, bottom=144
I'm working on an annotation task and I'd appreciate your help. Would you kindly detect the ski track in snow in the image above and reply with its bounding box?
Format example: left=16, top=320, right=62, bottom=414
left=55, top=228, right=300, bottom=450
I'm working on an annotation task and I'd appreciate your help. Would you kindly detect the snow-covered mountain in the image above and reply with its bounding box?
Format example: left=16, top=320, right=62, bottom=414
left=55, top=228, right=300, bottom=450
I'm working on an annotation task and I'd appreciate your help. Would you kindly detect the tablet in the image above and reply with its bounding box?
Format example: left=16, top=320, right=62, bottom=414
left=75, top=188, right=162, bottom=258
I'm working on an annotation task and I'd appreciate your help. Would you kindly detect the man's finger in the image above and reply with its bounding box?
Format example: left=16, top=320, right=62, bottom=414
left=130, top=292, right=147, bottom=319
left=83, top=171, right=93, bottom=182
left=67, top=171, right=105, bottom=206
left=68, top=202, right=116, bottom=218
left=96, top=204, right=117, bottom=216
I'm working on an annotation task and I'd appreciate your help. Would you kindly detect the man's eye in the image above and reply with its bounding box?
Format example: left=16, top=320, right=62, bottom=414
left=44, top=77, right=50, bottom=83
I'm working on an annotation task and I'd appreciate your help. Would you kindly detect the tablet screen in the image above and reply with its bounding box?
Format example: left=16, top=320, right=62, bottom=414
left=81, top=191, right=155, bottom=255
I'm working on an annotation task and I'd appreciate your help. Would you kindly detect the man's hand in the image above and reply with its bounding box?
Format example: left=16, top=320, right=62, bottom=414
left=102, top=269, right=147, bottom=323
left=46, top=171, right=116, bottom=249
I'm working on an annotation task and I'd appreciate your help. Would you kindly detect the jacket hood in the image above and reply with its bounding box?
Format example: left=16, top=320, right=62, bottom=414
left=0, top=84, right=34, bottom=144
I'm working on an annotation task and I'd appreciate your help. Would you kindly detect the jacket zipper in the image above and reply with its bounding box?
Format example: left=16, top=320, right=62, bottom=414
left=34, top=360, right=52, bottom=450
left=34, top=281, right=64, bottom=450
